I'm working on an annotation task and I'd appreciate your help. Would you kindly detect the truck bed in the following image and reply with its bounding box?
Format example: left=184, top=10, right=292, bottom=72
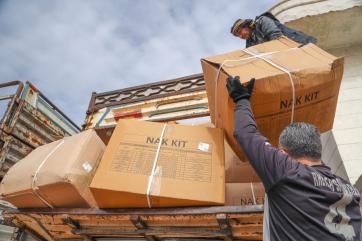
left=2, top=205, right=264, bottom=241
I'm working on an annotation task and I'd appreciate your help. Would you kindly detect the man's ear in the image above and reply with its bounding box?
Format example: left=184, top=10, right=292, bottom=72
left=278, top=145, right=288, bottom=154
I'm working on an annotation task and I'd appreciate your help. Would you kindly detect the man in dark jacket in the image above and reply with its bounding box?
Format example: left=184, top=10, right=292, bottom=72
left=226, top=76, right=361, bottom=241
left=230, top=12, right=317, bottom=47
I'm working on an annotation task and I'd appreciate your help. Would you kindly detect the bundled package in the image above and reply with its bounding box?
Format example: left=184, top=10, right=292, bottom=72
left=0, top=129, right=105, bottom=208
left=90, top=119, right=225, bottom=208
left=201, top=37, right=344, bottom=160
left=224, top=139, right=264, bottom=206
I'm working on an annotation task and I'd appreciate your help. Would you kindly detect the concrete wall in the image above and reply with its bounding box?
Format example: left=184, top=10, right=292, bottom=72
left=321, top=131, right=349, bottom=181
left=270, top=0, right=362, bottom=25
left=329, top=45, right=362, bottom=191
left=319, top=45, right=362, bottom=192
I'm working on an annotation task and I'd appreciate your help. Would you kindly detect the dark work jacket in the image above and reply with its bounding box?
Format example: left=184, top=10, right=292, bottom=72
left=246, top=12, right=317, bottom=47
left=233, top=99, right=361, bottom=241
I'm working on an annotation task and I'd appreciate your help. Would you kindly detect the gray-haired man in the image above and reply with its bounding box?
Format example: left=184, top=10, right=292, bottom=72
left=226, top=76, right=361, bottom=241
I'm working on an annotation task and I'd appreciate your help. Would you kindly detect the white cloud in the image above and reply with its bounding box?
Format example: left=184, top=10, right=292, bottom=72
left=0, top=0, right=277, bottom=125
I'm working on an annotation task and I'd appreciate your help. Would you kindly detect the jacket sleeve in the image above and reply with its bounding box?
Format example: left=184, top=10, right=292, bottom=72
left=233, top=99, right=298, bottom=191
left=258, top=16, right=282, bottom=41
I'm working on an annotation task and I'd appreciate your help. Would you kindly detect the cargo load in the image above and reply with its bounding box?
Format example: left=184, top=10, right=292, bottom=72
left=225, top=136, right=259, bottom=183
left=224, top=137, right=264, bottom=206
left=201, top=37, right=344, bottom=160
left=90, top=119, right=225, bottom=208
left=0, top=129, right=105, bottom=208
left=197, top=121, right=260, bottom=183
left=226, top=182, right=264, bottom=206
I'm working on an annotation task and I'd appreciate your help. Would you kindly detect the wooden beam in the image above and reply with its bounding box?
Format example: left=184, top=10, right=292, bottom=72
left=216, top=214, right=233, bottom=241
left=9, top=205, right=264, bottom=216
left=62, top=216, right=80, bottom=231
left=130, top=215, right=158, bottom=241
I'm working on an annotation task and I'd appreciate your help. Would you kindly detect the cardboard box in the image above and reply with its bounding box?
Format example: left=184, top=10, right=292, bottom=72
left=201, top=37, right=344, bottom=160
left=0, top=129, right=105, bottom=208
left=225, top=182, right=264, bottom=206
left=195, top=122, right=259, bottom=183
left=90, top=119, right=225, bottom=208
left=225, top=139, right=260, bottom=183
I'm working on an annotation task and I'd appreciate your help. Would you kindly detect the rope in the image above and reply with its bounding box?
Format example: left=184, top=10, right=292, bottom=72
left=31, top=140, right=65, bottom=208
left=242, top=48, right=296, bottom=123
left=250, top=182, right=257, bottom=205
left=213, top=47, right=298, bottom=126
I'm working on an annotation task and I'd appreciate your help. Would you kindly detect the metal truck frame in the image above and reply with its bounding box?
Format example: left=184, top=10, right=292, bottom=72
left=0, top=81, right=80, bottom=179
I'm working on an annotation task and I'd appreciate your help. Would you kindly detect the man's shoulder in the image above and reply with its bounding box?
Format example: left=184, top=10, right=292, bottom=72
left=255, top=15, right=274, bottom=24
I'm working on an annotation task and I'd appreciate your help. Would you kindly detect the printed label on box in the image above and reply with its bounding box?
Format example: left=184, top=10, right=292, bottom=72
left=82, top=162, right=93, bottom=173
left=111, top=142, right=212, bottom=183
left=198, top=142, right=210, bottom=152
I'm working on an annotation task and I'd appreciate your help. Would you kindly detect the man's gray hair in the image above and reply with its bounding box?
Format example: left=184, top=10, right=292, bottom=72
left=279, top=122, right=322, bottom=160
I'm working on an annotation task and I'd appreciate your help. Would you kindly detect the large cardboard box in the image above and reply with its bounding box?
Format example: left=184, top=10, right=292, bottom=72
left=0, top=129, right=105, bottom=208
left=90, top=119, right=225, bottom=208
left=201, top=37, right=344, bottom=160
left=226, top=182, right=264, bottom=206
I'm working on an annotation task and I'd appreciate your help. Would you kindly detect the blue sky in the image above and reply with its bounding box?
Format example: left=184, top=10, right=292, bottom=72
left=0, top=0, right=277, bottom=126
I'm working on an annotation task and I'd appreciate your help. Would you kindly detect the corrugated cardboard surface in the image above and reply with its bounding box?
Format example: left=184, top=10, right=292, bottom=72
left=201, top=37, right=344, bottom=160
left=225, top=183, right=264, bottom=206
left=225, top=139, right=260, bottom=183
left=90, top=119, right=225, bottom=208
left=194, top=121, right=259, bottom=183
left=195, top=122, right=259, bottom=183
left=0, top=129, right=105, bottom=208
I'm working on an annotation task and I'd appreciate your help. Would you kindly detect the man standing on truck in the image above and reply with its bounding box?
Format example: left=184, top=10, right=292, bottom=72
left=230, top=12, right=316, bottom=47
left=226, top=76, right=361, bottom=241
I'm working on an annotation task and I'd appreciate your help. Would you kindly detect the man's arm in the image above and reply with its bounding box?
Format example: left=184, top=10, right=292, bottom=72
left=233, top=99, right=297, bottom=191
left=258, top=16, right=282, bottom=41
left=226, top=76, right=297, bottom=191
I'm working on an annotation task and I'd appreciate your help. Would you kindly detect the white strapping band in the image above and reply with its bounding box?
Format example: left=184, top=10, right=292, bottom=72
left=242, top=48, right=296, bottom=123
left=250, top=182, right=257, bottom=205
left=214, top=47, right=298, bottom=126
left=146, top=123, right=167, bottom=208
left=31, top=140, right=65, bottom=208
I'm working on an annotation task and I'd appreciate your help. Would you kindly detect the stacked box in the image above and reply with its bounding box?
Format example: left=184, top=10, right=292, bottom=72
left=0, top=130, right=105, bottom=208
left=201, top=37, right=344, bottom=161
left=90, top=119, right=225, bottom=208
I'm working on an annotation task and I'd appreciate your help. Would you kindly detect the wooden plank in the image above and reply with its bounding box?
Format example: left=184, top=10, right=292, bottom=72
left=216, top=214, right=232, bottom=241
left=7, top=214, right=55, bottom=241
left=4, top=206, right=264, bottom=240
left=72, top=226, right=228, bottom=237
left=130, top=215, right=158, bottom=241
left=8, top=205, right=263, bottom=215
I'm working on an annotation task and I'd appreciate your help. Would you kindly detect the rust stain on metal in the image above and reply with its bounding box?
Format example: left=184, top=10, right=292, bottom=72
left=0, top=81, right=79, bottom=179
left=83, top=75, right=210, bottom=130
left=3, top=206, right=264, bottom=240
left=114, top=109, right=143, bottom=121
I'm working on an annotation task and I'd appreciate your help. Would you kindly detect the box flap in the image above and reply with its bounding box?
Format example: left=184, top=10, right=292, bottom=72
left=202, top=37, right=338, bottom=81
left=203, top=37, right=299, bottom=64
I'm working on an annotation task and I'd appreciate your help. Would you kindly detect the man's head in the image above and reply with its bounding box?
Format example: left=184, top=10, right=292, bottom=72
left=279, top=122, right=322, bottom=162
left=230, top=18, right=254, bottom=39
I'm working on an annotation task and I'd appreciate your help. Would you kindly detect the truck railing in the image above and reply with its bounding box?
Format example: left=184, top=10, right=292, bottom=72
left=2, top=205, right=264, bottom=241
left=0, top=80, right=80, bottom=179
left=83, top=74, right=209, bottom=144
